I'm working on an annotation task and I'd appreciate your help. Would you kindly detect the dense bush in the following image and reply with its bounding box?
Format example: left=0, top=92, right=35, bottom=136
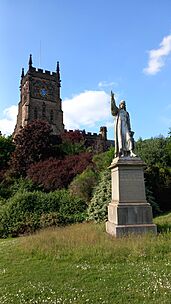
left=0, top=177, right=41, bottom=200
left=87, top=169, right=111, bottom=222
left=69, top=168, right=98, bottom=203
left=27, top=152, right=93, bottom=191
left=92, top=146, right=115, bottom=172
left=0, top=189, right=86, bottom=237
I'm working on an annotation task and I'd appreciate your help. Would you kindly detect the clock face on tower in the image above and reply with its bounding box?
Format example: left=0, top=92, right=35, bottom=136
left=31, top=79, right=55, bottom=101
left=40, top=88, right=47, bottom=96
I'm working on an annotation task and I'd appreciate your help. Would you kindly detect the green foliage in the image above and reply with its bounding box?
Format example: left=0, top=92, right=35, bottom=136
left=87, top=169, right=111, bottom=222
left=0, top=189, right=87, bottom=237
left=135, top=136, right=170, bottom=167
left=69, top=168, right=98, bottom=203
left=154, top=213, right=171, bottom=233
left=165, top=131, right=171, bottom=163
left=60, top=130, right=86, bottom=155
left=59, top=142, right=86, bottom=155
left=145, top=165, right=171, bottom=212
left=92, top=146, right=115, bottom=172
left=145, top=187, right=161, bottom=216
left=0, top=177, right=41, bottom=200
left=135, top=136, right=171, bottom=213
left=0, top=135, right=15, bottom=171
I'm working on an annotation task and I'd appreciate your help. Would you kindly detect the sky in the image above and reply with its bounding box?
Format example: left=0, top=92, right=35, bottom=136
left=0, top=0, right=171, bottom=140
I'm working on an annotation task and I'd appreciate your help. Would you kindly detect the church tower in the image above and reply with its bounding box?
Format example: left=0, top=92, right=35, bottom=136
left=14, top=55, right=64, bottom=136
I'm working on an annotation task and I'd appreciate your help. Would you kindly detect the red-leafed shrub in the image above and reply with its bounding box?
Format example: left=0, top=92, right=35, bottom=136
left=27, top=152, right=93, bottom=191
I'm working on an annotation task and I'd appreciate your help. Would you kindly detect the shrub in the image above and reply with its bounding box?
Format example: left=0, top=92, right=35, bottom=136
left=0, top=189, right=87, bottom=237
left=39, top=212, right=59, bottom=229
left=87, top=169, right=111, bottom=222
left=69, top=168, right=98, bottom=203
left=0, top=177, right=42, bottom=201
left=27, top=152, right=93, bottom=191
left=92, top=147, right=115, bottom=173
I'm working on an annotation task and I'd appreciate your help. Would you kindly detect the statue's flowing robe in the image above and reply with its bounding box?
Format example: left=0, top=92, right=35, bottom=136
left=111, top=103, right=133, bottom=157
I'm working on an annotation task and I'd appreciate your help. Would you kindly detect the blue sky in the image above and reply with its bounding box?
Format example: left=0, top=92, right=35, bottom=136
left=0, top=0, right=171, bottom=139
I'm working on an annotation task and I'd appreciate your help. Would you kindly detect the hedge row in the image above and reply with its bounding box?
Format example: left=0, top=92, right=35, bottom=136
left=0, top=189, right=86, bottom=237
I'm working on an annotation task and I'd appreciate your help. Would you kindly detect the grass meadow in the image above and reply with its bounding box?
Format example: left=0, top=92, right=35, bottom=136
left=1, top=218, right=171, bottom=304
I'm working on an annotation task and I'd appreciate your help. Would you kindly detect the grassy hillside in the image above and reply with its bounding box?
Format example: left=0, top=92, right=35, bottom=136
left=1, top=219, right=171, bottom=304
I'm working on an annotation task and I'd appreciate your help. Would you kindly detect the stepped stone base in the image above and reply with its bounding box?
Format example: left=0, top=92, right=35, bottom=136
left=106, top=221, right=157, bottom=237
left=106, top=157, right=157, bottom=237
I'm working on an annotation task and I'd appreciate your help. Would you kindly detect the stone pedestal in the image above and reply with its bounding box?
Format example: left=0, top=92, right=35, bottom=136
left=106, top=157, right=157, bottom=237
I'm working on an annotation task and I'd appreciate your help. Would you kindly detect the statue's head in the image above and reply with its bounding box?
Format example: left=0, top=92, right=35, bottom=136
left=119, top=100, right=126, bottom=110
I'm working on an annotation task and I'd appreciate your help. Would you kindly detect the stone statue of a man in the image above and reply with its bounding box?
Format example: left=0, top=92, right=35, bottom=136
left=111, top=91, right=136, bottom=158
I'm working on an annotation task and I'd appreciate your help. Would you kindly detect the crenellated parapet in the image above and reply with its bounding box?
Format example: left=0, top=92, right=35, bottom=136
left=64, top=127, right=114, bottom=152
left=14, top=54, right=64, bottom=138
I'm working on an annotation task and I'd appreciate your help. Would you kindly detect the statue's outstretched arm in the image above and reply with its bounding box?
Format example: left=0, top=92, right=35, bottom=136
left=111, top=91, right=118, bottom=116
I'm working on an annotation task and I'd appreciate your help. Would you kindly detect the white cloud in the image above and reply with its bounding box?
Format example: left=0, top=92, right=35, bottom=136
left=0, top=91, right=114, bottom=135
left=143, top=34, right=171, bottom=75
left=98, top=81, right=118, bottom=88
left=0, top=105, right=18, bottom=135
left=62, top=90, right=112, bottom=130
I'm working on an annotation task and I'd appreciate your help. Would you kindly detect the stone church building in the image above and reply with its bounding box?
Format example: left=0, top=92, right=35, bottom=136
left=14, top=55, right=113, bottom=150
left=14, top=55, right=64, bottom=136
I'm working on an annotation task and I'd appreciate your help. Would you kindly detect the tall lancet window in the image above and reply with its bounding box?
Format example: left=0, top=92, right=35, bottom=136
left=34, top=107, right=38, bottom=119
left=42, top=102, right=46, bottom=118
left=50, top=110, right=54, bottom=123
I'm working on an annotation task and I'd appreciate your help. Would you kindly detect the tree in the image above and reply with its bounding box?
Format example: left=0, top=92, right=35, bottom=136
left=135, top=136, right=170, bottom=167
left=27, top=152, right=93, bottom=191
left=10, top=120, right=53, bottom=176
left=60, top=130, right=86, bottom=155
left=135, top=135, right=171, bottom=212
left=0, top=135, right=14, bottom=171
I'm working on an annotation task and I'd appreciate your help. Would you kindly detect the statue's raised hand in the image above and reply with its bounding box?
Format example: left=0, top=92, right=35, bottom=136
left=111, top=91, right=115, bottom=100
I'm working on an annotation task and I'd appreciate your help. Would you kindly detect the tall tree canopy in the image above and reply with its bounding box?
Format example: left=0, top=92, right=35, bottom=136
left=10, top=120, right=53, bottom=176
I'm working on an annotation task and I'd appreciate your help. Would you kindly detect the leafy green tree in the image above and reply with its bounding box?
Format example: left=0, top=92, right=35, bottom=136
left=135, top=136, right=170, bottom=167
left=135, top=135, right=171, bottom=212
left=60, top=130, right=86, bottom=155
left=0, top=135, right=15, bottom=171
left=165, top=129, right=171, bottom=165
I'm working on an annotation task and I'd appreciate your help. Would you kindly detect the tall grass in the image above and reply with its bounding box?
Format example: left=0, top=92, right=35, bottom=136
left=1, top=222, right=171, bottom=303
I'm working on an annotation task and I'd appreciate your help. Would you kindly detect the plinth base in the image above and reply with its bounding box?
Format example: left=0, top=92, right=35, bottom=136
left=106, top=221, right=157, bottom=237
left=106, top=156, right=157, bottom=237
